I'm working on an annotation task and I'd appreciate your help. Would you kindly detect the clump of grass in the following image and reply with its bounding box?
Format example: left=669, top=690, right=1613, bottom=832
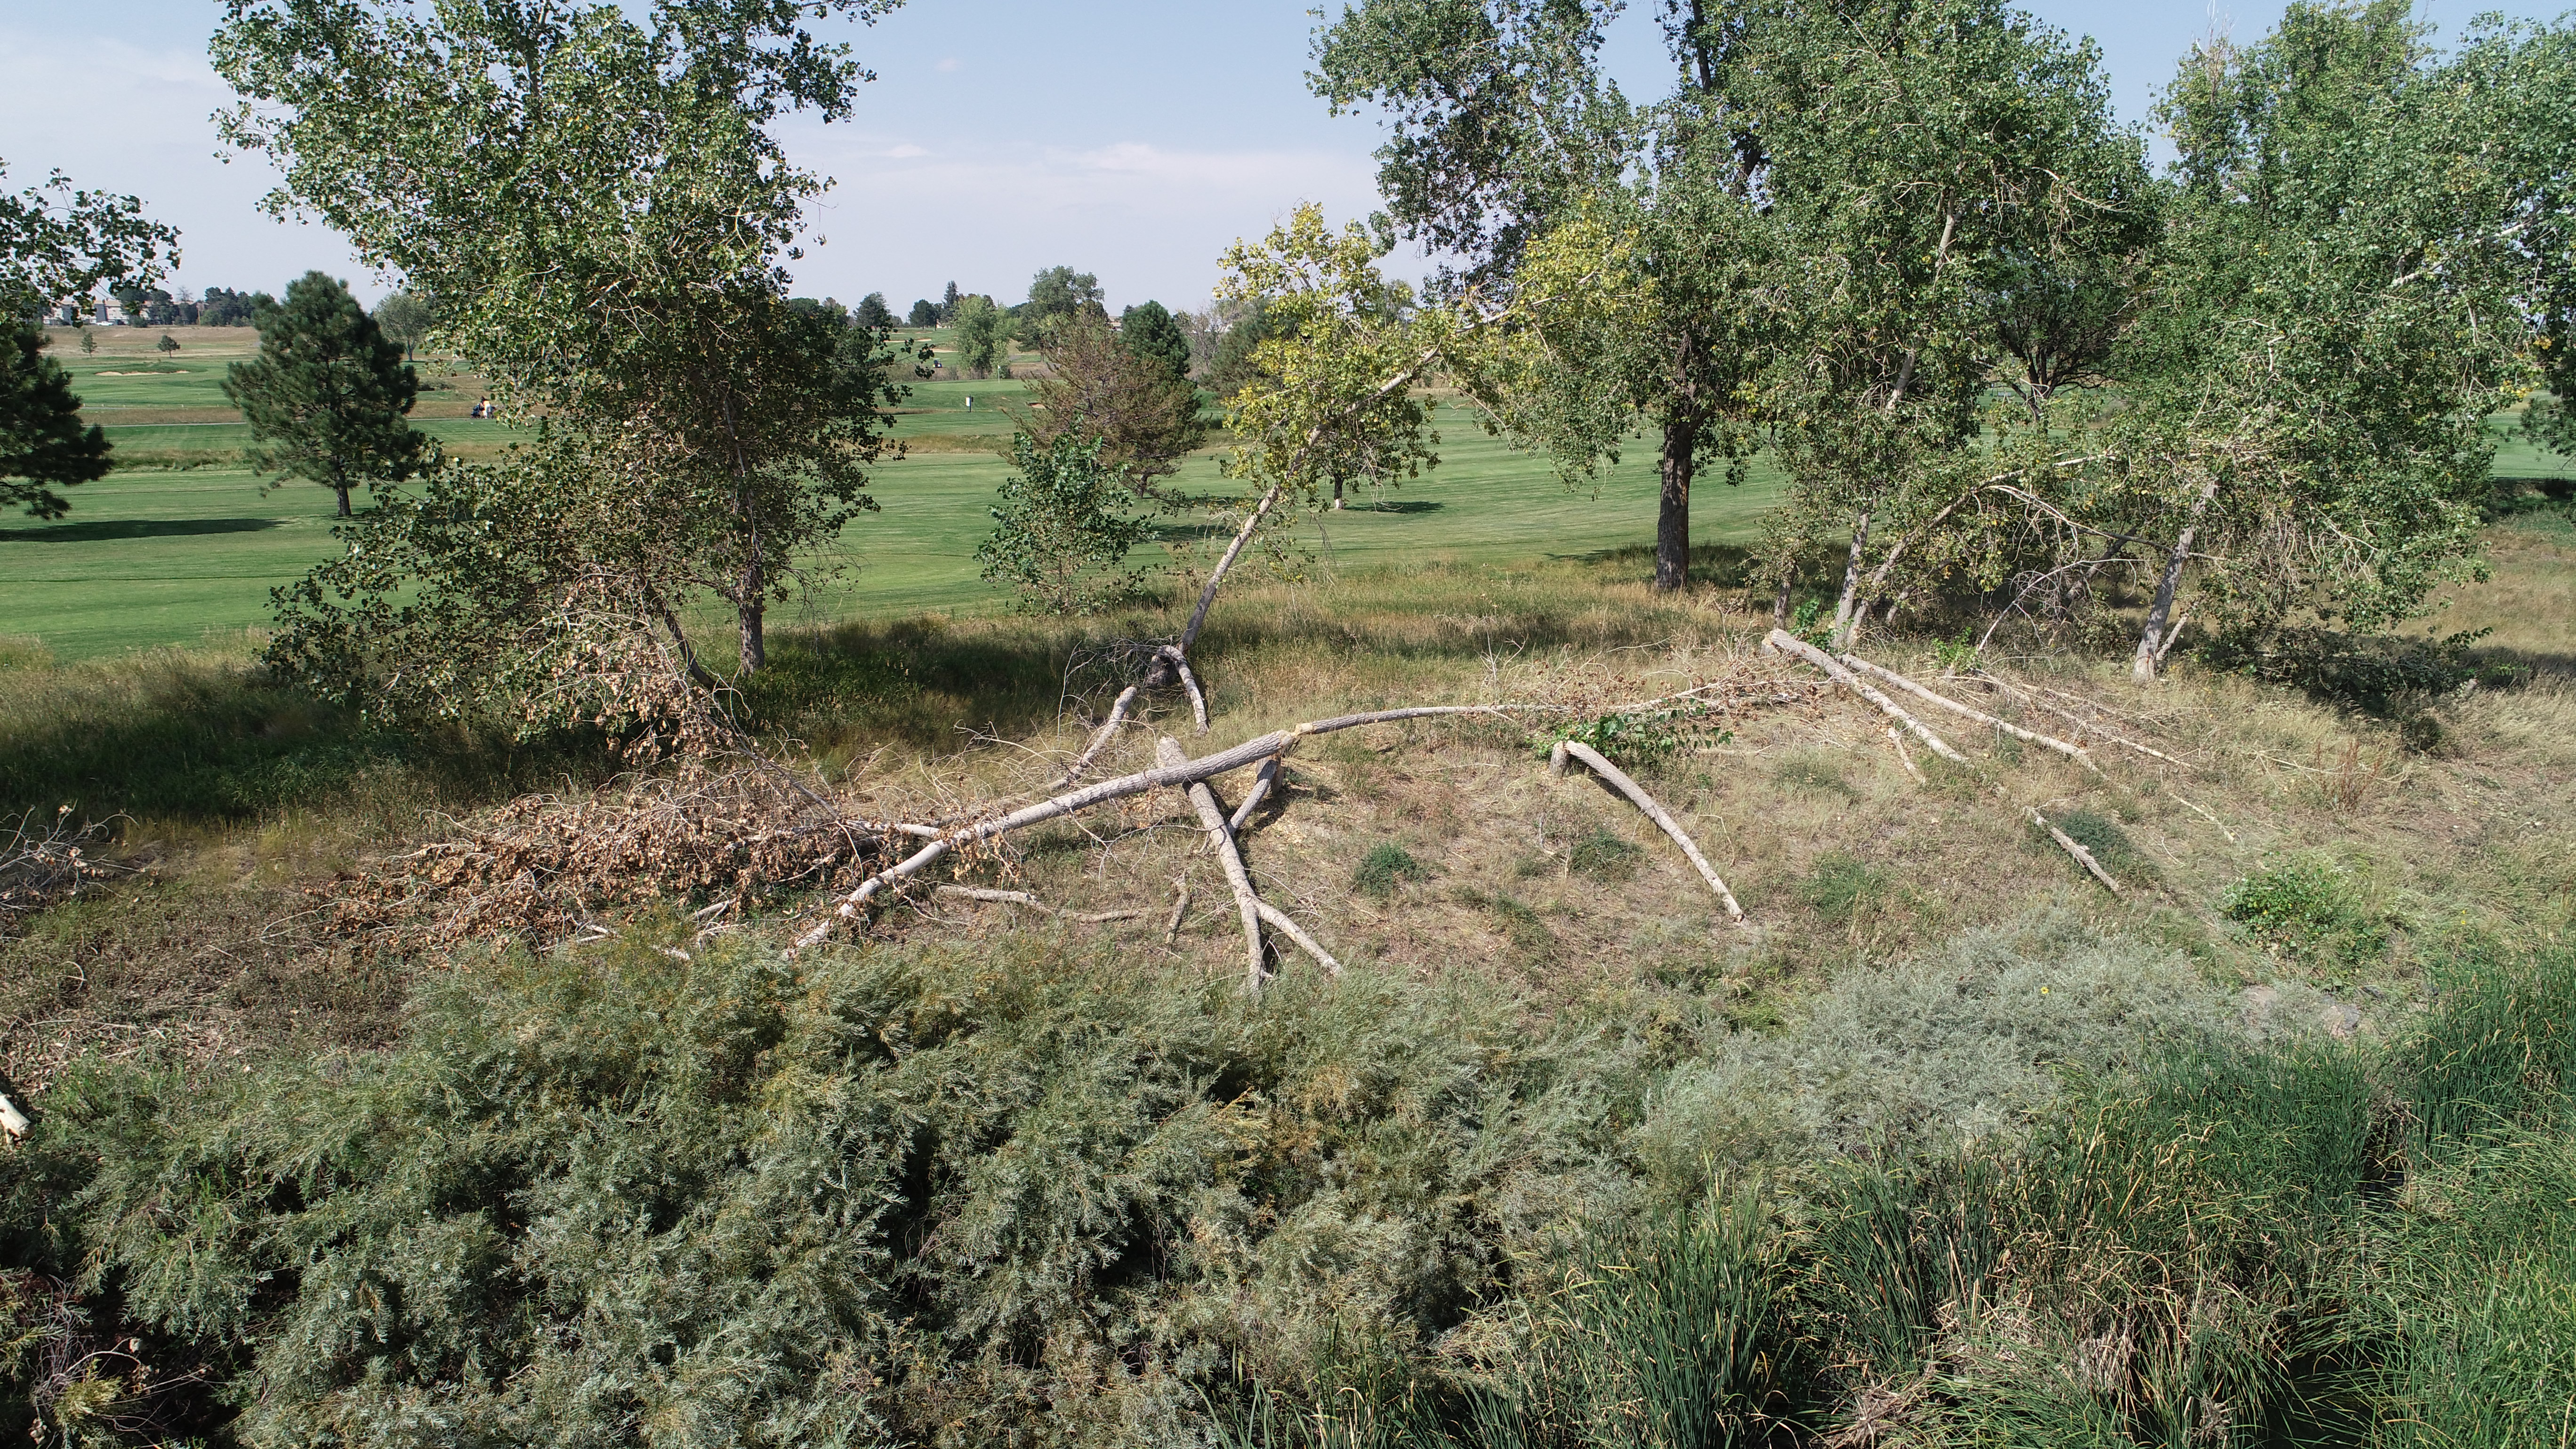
left=1771, top=750, right=1859, bottom=800
left=1797, top=851, right=1890, bottom=924
left=1352, top=842, right=1429, bottom=899
left=2222, top=854, right=2387, bottom=966
left=1566, top=826, right=1643, bottom=882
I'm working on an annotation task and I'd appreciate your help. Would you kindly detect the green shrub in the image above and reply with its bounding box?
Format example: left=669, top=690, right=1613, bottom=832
left=1795, top=851, right=1889, bottom=924
left=1352, top=842, right=1430, bottom=899
left=1565, top=827, right=1643, bottom=883
left=2221, top=855, right=2387, bottom=966
left=2044, top=807, right=2145, bottom=880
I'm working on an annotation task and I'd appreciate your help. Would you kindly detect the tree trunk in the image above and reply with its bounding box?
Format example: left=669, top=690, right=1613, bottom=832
left=1829, top=510, right=1871, bottom=648
left=334, top=484, right=351, bottom=517
left=1654, top=416, right=1693, bottom=592
left=738, top=574, right=766, bottom=674
left=2132, top=477, right=2216, bottom=682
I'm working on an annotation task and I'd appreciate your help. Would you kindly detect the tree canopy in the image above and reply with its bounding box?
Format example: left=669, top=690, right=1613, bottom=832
left=224, top=271, right=430, bottom=517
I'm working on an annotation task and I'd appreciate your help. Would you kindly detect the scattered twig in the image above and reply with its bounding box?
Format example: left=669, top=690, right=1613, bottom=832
left=1550, top=740, right=1746, bottom=923
left=1162, top=875, right=1191, bottom=945
left=1837, top=654, right=2099, bottom=772
left=1886, top=727, right=1926, bottom=784
left=1161, top=736, right=1270, bottom=989
left=2029, top=807, right=2123, bottom=896
left=2167, top=792, right=2237, bottom=841
left=1767, top=630, right=1968, bottom=764
left=1965, top=673, right=2187, bottom=766
left=932, top=885, right=1147, bottom=924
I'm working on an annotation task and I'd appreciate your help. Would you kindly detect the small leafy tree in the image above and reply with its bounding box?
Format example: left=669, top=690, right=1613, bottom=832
left=77, top=330, right=94, bottom=356
left=975, top=430, right=1156, bottom=614
left=222, top=270, right=428, bottom=517
left=1019, top=310, right=1205, bottom=491
left=952, top=294, right=1008, bottom=378
left=370, top=288, right=432, bottom=358
left=154, top=331, right=180, bottom=355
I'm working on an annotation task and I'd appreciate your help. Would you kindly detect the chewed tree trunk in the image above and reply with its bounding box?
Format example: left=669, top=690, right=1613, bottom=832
left=1655, top=416, right=1693, bottom=592
left=2132, top=476, right=2217, bottom=682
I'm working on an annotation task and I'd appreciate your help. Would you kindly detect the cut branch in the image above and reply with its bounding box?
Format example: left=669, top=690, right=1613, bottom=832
left=1162, top=875, right=1191, bottom=944
left=1052, top=684, right=1141, bottom=789
left=1551, top=740, right=1746, bottom=923
left=1767, top=629, right=1968, bottom=764
left=2029, top=808, right=2124, bottom=895
left=1886, top=726, right=1926, bottom=784
left=1162, top=735, right=1268, bottom=990
left=1837, top=654, right=2099, bottom=773
left=1965, top=673, right=2186, bottom=766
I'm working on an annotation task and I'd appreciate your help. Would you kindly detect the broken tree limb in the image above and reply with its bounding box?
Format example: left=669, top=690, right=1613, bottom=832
left=2029, top=807, right=2124, bottom=896
left=0, top=1091, right=27, bottom=1139
left=793, top=704, right=1511, bottom=949
left=931, top=885, right=1147, bottom=924
left=1162, top=735, right=1270, bottom=990
left=1836, top=653, right=2100, bottom=773
left=1162, top=647, right=1210, bottom=733
left=2168, top=792, right=2237, bottom=842
left=1228, top=757, right=1281, bottom=833
left=1162, top=876, right=1191, bottom=944
left=1767, top=629, right=1969, bottom=765
left=1551, top=740, right=1746, bottom=924
left=1252, top=900, right=1343, bottom=975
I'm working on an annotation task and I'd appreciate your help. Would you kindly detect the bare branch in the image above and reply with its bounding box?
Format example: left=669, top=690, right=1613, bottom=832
left=1550, top=740, right=1746, bottom=923
left=1767, top=629, right=1969, bottom=764
left=1837, top=654, right=2099, bottom=773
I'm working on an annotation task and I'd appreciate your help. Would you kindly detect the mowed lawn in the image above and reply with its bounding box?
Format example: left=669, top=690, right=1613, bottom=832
left=8, top=319, right=2566, bottom=660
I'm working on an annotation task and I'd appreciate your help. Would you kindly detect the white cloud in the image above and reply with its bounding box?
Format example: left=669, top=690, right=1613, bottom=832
left=935, top=56, right=959, bottom=72
left=884, top=144, right=929, bottom=159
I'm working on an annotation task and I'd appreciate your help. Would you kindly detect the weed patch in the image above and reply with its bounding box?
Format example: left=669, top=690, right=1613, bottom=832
left=1351, top=842, right=1429, bottom=899
left=2222, top=854, right=2388, bottom=967
left=1565, top=826, right=1643, bottom=883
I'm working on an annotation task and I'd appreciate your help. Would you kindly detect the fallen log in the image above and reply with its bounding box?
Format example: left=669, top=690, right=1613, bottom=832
left=1766, top=630, right=1969, bottom=764
left=795, top=704, right=1508, bottom=948
left=1837, top=653, right=2099, bottom=772
left=1163, top=736, right=1270, bottom=989
left=1551, top=740, right=1746, bottom=923
left=1965, top=673, right=2186, bottom=767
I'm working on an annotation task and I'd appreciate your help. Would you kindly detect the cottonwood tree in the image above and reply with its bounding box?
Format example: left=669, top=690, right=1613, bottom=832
left=0, top=158, right=176, bottom=517
left=1117, top=300, right=1192, bottom=384
left=224, top=270, right=429, bottom=517
left=2097, top=2, right=2557, bottom=678
left=215, top=0, right=918, bottom=705
left=370, top=289, right=431, bottom=358
left=1016, top=265, right=1102, bottom=346
left=951, top=294, right=1008, bottom=378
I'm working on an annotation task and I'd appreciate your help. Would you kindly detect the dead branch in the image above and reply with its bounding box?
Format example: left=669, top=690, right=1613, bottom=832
left=1886, top=727, right=1926, bottom=784
left=1163, top=876, right=1191, bottom=944
left=1228, top=757, right=1282, bottom=832
left=1767, top=630, right=1969, bottom=764
left=795, top=705, right=1507, bottom=945
left=1253, top=900, right=1344, bottom=975
left=1054, top=684, right=1142, bottom=789
left=1162, top=735, right=1269, bottom=989
left=1166, top=647, right=1210, bottom=733
left=2029, top=808, right=2124, bottom=896
left=1837, top=654, right=2100, bottom=773
left=2168, top=792, right=2237, bottom=842
left=1550, top=740, right=1746, bottom=923
left=0, top=1091, right=28, bottom=1139
left=931, top=885, right=1146, bottom=924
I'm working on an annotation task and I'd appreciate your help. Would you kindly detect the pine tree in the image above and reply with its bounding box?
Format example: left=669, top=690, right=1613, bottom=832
left=0, top=322, right=112, bottom=518
left=222, top=271, right=428, bottom=516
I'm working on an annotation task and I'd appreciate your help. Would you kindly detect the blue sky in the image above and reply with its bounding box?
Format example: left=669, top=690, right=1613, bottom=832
left=3, top=1, right=2561, bottom=313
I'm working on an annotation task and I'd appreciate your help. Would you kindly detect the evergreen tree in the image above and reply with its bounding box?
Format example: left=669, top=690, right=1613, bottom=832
left=1118, top=300, right=1192, bottom=383
left=907, top=297, right=938, bottom=327
left=0, top=323, right=112, bottom=518
left=854, top=291, right=895, bottom=329
left=940, top=279, right=961, bottom=322
left=222, top=271, right=428, bottom=516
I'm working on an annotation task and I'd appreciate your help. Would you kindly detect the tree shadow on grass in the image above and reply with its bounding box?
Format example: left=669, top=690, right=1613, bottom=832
left=0, top=517, right=282, bottom=545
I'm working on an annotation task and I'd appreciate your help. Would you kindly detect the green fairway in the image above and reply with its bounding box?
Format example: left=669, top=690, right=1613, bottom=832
left=10, top=321, right=2563, bottom=661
